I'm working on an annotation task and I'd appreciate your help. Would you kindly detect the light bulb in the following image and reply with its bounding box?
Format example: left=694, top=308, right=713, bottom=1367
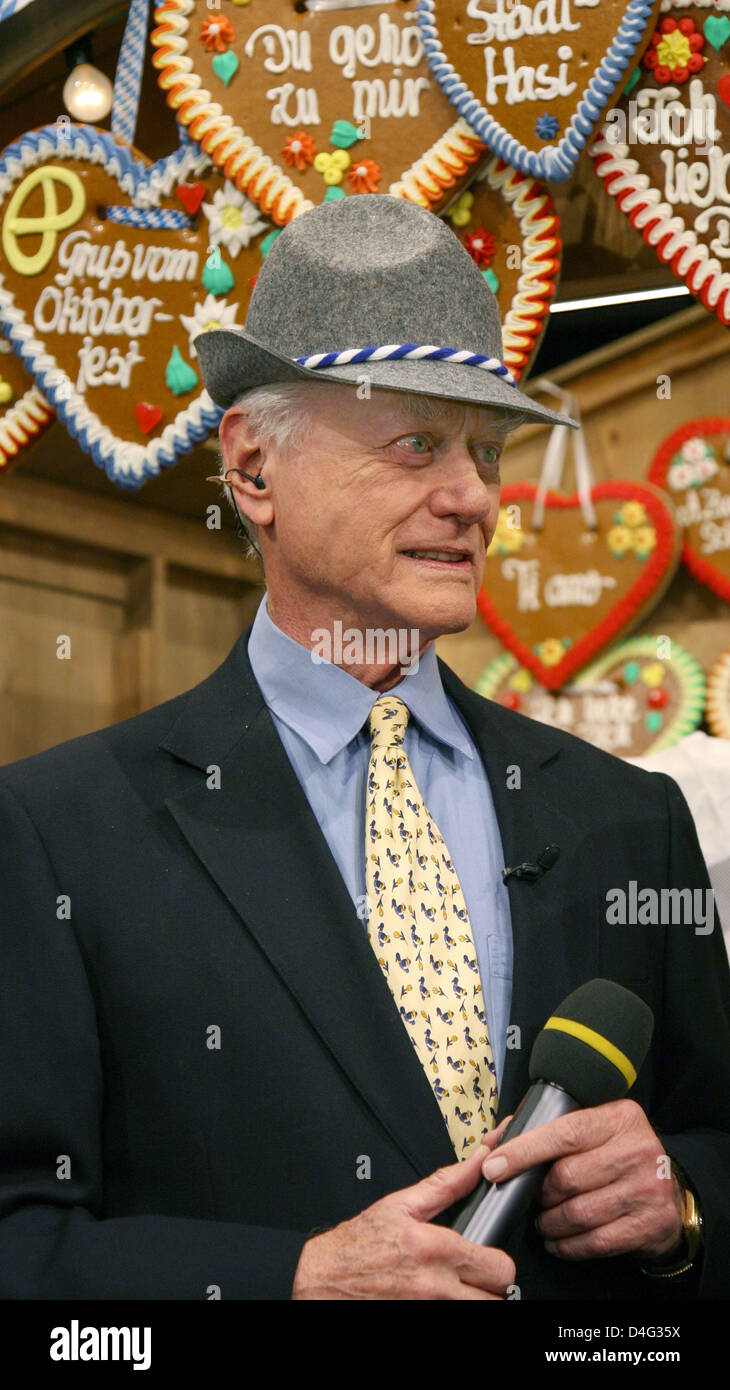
left=62, top=64, right=113, bottom=122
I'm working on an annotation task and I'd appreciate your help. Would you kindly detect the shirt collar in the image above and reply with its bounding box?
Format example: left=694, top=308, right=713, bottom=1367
left=247, top=594, right=474, bottom=765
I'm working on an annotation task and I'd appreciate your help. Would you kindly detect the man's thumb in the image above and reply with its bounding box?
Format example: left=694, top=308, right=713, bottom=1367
left=399, top=1144, right=488, bottom=1223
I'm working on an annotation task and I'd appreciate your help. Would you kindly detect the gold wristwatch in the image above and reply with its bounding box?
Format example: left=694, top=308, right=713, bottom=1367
left=640, top=1161, right=703, bottom=1279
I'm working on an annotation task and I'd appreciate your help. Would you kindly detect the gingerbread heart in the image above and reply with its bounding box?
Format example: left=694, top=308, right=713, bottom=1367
left=706, top=646, right=730, bottom=737
left=415, top=0, right=663, bottom=182
left=477, top=481, right=680, bottom=689
left=476, top=635, right=705, bottom=752
left=444, top=155, right=561, bottom=379
left=648, top=417, right=730, bottom=600
left=0, top=341, right=54, bottom=478
left=590, top=0, right=730, bottom=326
left=150, top=0, right=488, bottom=225
left=0, top=123, right=275, bottom=487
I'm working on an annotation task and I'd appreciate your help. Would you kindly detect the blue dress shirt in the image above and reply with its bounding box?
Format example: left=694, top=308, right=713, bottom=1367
left=247, top=595, right=514, bottom=1088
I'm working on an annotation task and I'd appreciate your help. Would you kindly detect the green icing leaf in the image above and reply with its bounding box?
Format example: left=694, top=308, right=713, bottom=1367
left=166, top=345, right=199, bottom=397
left=330, top=120, right=363, bottom=149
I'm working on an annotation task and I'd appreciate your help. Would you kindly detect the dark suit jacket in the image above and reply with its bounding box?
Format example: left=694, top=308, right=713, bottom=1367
left=1, top=627, right=729, bottom=1300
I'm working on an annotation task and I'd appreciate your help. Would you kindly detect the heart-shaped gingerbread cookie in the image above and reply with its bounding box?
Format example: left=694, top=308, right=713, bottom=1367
left=590, top=0, right=730, bottom=326
left=648, top=416, right=730, bottom=600
left=150, top=0, right=488, bottom=224
left=476, top=635, right=705, bottom=753
left=477, top=481, right=680, bottom=689
left=416, top=0, right=663, bottom=181
left=445, top=155, right=561, bottom=379
left=0, top=123, right=275, bottom=487
left=0, top=341, right=54, bottom=478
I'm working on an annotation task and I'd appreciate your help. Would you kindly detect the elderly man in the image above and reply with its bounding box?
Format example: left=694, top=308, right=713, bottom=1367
left=1, top=198, right=729, bottom=1302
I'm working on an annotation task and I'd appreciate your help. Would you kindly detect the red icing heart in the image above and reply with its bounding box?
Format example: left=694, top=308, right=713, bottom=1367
left=718, top=74, right=730, bottom=109
left=135, top=402, right=163, bottom=435
left=648, top=417, right=730, bottom=602
left=477, top=482, right=679, bottom=690
left=176, top=181, right=206, bottom=215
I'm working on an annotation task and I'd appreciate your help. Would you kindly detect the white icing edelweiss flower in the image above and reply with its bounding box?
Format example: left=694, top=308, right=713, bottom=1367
left=680, top=437, right=711, bottom=463
left=695, top=455, right=718, bottom=483
left=667, top=461, right=694, bottom=492
left=202, top=182, right=268, bottom=257
left=179, top=295, right=241, bottom=357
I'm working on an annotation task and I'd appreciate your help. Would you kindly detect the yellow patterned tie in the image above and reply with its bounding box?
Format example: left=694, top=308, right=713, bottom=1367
left=365, top=695, right=498, bottom=1156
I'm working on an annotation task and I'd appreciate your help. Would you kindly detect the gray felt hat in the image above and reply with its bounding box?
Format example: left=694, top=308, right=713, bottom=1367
left=194, top=195, right=574, bottom=430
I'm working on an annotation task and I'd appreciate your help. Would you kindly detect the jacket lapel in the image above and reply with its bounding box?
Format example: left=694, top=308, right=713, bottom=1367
left=438, top=662, right=599, bottom=1119
left=161, top=631, right=456, bottom=1178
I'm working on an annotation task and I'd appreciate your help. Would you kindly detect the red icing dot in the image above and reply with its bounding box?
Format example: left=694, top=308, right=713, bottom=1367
left=660, top=17, right=676, bottom=32
left=689, top=34, right=704, bottom=52
left=648, top=689, right=669, bottom=709
left=678, top=17, right=695, bottom=35
left=673, top=66, right=689, bottom=83
left=655, top=66, right=672, bottom=84
left=501, top=693, right=521, bottom=711
left=644, top=50, right=658, bottom=69
left=687, top=54, right=704, bottom=73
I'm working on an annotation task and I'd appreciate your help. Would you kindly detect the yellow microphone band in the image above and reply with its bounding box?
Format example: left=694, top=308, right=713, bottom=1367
left=544, top=1016, right=636, bottom=1088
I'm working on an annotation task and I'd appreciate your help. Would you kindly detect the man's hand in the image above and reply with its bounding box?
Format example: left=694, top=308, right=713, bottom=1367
left=480, top=1099, right=684, bottom=1262
left=291, top=1120, right=516, bottom=1300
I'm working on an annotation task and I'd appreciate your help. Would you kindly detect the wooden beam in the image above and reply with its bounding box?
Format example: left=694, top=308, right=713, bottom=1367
left=0, top=0, right=128, bottom=93
left=0, top=474, right=262, bottom=584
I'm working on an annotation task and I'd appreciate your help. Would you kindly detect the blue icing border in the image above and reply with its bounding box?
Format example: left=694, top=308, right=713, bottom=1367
left=416, top=0, right=659, bottom=182
left=0, top=123, right=223, bottom=489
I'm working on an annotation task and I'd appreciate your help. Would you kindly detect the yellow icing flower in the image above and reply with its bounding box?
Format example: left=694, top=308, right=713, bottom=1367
left=313, top=149, right=351, bottom=186
left=640, top=662, right=665, bottom=688
left=446, top=191, right=474, bottom=228
left=655, top=29, right=691, bottom=70
left=618, top=501, right=647, bottom=528
left=487, top=509, right=526, bottom=556
left=632, top=525, right=656, bottom=556
left=508, top=668, right=533, bottom=693
left=537, top=639, right=566, bottom=668
left=607, top=525, right=632, bottom=556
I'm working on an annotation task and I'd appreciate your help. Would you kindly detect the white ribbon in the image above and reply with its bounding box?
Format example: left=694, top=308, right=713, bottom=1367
left=530, top=379, right=596, bottom=532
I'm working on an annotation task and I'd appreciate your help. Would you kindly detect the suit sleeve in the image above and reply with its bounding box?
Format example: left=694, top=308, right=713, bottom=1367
left=649, top=771, right=730, bottom=1299
left=0, top=782, right=308, bottom=1300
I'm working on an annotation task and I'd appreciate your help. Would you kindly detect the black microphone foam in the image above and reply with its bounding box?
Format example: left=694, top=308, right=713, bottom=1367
left=528, top=978, right=654, bottom=1106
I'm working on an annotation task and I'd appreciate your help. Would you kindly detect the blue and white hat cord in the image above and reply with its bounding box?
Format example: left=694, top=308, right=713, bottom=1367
left=296, top=345, right=518, bottom=389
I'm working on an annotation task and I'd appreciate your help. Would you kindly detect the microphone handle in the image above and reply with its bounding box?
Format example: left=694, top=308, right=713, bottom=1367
left=453, top=1081, right=581, bottom=1245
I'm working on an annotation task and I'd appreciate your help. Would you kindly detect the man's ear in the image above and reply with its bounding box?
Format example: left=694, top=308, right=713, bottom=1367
left=218, top=408, right=274, bottom=529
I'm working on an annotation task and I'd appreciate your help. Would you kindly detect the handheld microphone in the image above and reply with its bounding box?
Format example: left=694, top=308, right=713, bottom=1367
left=502, top=844, right=560, bottom=884
left=452, top=979, right=654, bottom=1247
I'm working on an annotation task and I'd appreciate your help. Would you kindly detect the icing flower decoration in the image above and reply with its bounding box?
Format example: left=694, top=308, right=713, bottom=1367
left=667, top=438, right=718, bottom=490
left=617, top=500, right=647, bottom=529
left=487, top=508, right=525, bottom=556
left=633, top=526, right=657, bottom=559
left=535, top=114, right=560, bottom=141
left=643, top=17, right=705, bottom=85
left=347, top=158, right=383, bottom=194
left=607, top=524, right=633, bottom=557
left=446, top=191, right=474, bottom=228
left=202, top=183, right=268, bottom=257
left=282, top=132, right=317, bottom=172
left=179, top=294, right=241, bottom=357
left=313, top=149, right=351, bottom=186
left=608, top=503, right=656, bottom=559
left=535, top=638, right=569, bottom=668
left=200, top=16, right=236, bottom=53
left=464, top=229, right=496, bottom=268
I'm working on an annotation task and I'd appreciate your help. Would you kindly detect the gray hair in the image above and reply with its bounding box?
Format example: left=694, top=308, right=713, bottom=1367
left=217, top=380, right=527, bottom=560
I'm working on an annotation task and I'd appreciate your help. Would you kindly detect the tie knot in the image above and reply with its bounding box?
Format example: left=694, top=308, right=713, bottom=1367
left=368, top=695, right=410, bottom=749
